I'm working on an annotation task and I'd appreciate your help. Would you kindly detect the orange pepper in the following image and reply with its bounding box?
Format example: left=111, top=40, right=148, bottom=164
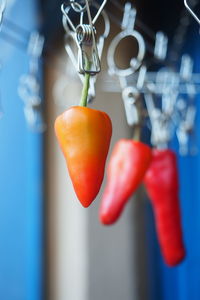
left=55, top=106, right=112, bottom=207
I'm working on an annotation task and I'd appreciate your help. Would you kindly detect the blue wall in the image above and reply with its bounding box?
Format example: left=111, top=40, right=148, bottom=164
left=0, top=1, right=43, bottom=300
left=146, top=29, right=200, bottom=300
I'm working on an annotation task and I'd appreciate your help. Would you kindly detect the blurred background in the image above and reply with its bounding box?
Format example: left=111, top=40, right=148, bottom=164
left=0, top=0, right=200, bottom=299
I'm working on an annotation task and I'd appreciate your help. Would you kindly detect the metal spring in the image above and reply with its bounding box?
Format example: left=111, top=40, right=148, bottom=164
left=76, top=24, right=95, bottom=45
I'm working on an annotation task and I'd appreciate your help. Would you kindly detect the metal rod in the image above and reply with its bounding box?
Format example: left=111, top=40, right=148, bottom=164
left=184, top=0, right=200, bottom=25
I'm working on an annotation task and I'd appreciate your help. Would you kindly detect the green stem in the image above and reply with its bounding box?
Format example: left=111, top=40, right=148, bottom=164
left=79, top=58, right=91, bottom=107
left=133, top=125, right=142, bottom=141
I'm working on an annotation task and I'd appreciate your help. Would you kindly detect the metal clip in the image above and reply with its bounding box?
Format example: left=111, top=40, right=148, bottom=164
left=176, top=98, right=196, bottom=155
left=18, top=32, right=46, bottom=132
left=176, top=55, right=197, bottom=155
left=62, top=0, right=109, bottom=101
left=69, top=0, right=90, bottom=13
left=156, top=66, right=179, bottom=115
left=122, top=86, right=140, bottom=126
left=145, top=92, right=172, bottom=148
left=62, top=0, right=107, bottom=75
left=144, top=65, right=178, bottom=149
left=106, top=2, right=146, bottom=126
left=121, top=2, right=136, bottom=30
left=118, top=65, right=147, bottom=126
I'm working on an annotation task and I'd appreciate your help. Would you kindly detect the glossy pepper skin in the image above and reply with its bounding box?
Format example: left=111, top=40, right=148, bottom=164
left=100, top=139, right=152, bottom=225
left=144, top=149, right=185, bottom=266
left=55, top=106, right=112, bottom=207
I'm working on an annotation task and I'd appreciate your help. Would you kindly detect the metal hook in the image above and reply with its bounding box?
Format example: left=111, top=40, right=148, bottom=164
left=106, top=3, right=147, bottom=126
left=155, top=66, right=179, bottom=115
left=107, top=2, right=146, bottom=77
left=144, top=64, right=178, bottom=149
left=118, top=63, right=148, bottom=126
left=184, top=0, right=200, bottom=25
left=145, top=92, right=172, bottom=148
left=122, top=86, right=140, bottom=126
left=176, top=98, right=196, bottom=155
left=176, top=54, right=197, bottom=155
left=64, top=0, right=107, bottom=25
left=69, top=0, right=89, bottom=13
left=61, top=3, right=78, bottom=32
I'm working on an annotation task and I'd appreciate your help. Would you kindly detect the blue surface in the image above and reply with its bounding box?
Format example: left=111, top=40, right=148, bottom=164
left=146, top=29, right=200, bottom=300
left=0, top=1, right=43, bottom=300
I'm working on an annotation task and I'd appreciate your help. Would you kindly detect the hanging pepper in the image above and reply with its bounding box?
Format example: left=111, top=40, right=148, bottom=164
left=54, top=61, right=112, bottom=207
left=99, top=138, right=152, bottom=225
left=144, top=149, right=186, bottom=266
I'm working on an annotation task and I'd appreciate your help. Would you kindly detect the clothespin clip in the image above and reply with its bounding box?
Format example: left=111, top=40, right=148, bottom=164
left=122, top=85, right=140, bottom=126
left=62, top=0, right=107, bottom=75
left=144, top=91, right=173, bottom=148
left=156, top=66, right=179, bottom=115
left=61, top=0, right=109, bottom=101
left=176, top=98, right=196, bottom=155
left=144, top=65, right=178, bottom=148
left=18, top=31, right=46, bottom=132
left=120, top=65, right=147, bottom=126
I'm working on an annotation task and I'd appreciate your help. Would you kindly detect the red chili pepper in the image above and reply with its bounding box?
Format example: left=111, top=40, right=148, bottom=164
left=99, top=139, right=152, bottom=225
left=144, top=149, right=186, bottom=266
